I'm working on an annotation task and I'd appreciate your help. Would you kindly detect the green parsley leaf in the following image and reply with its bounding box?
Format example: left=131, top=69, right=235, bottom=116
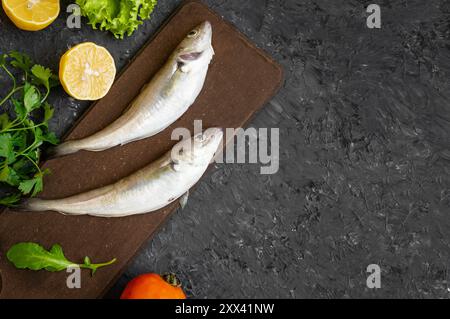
left=23, top=83, right=41, bottom=112
left=42, top=102, right=54, bottom=124
left=18, top=169, right=49, bottom=197
left=0, top=113, right=11, bottom=130
left=11, top=98, right=26, bottom=120
left=42, top=131, right=59, bottom=145
left=0, top=52, right=59, bottom=205
left=0, top=193, right=21, bottom=206
left=0, top=133, right=16, bottom=163
left=18, top=178, right=37, bottom=195
left=9, top=51, right=33, bottom=74
left=31, top=65, right=52, bottom=90
left=0, top=165, right=20, bottom=186
left=0, top=54, right=8, bottom=67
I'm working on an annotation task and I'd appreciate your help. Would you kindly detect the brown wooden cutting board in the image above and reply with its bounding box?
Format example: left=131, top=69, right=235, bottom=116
left=0, top=0, right=283, bottom=298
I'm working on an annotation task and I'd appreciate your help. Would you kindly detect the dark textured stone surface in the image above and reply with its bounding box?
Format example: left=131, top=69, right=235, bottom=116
left=1, top=0, right=450, bottom=298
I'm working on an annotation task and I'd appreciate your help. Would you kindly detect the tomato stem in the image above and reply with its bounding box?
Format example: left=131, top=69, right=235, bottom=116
left=162, top=273, right=182, bottom=288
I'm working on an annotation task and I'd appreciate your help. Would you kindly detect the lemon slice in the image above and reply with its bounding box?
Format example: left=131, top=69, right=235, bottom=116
left=59, top=42, right=116, bottom=101
left=2, top=0, right=60, bottom=31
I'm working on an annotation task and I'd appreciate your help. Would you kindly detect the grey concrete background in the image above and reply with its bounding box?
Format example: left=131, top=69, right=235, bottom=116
left=1, top=0, right=450, bottom=298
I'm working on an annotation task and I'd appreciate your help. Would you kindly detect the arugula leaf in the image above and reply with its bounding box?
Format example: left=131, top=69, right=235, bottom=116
left=7, top=242, right=117, bottom=275
left=8, top=243, right=74, bottom=272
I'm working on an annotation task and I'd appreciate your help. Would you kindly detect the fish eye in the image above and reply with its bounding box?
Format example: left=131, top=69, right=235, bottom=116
left=188, top=30, right=198, bottom=38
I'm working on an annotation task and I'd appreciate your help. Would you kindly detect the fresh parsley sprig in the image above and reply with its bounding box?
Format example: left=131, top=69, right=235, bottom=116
left=0, top=52, right=59, bottom=206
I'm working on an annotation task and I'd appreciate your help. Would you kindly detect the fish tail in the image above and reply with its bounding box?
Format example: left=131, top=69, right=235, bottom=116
left=17, top=197, right=89, bottom=216
left=16, top=198, right=49, bottom=212
left=46, top=140, right=81, bottom=158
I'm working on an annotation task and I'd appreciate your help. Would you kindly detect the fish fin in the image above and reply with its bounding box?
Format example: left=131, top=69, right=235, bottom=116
left=163, top=69, right=183, bottom=96
left=15, top=198, right=30, bottom=211
left=15, top=198, right=43, bottom=212
left=46, top=141, right=80, bottom=159
left=45, top=145, right=63, bottom=159
left=179, top=191, right=189, bottom=210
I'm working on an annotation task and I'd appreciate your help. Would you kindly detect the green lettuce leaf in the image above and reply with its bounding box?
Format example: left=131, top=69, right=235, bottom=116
left=76, top=0, right=158, bottom=39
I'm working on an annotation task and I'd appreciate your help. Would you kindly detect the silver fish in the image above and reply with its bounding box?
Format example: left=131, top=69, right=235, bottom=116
left=22, top=128, right=223, bottom=217
left=52, top=21, right=215, bottom=157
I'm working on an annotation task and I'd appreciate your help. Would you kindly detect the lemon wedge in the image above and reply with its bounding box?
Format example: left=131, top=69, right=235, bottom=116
left=59, top=42, right=116, bottom=101
left=2, top=0, right=60, bottom=31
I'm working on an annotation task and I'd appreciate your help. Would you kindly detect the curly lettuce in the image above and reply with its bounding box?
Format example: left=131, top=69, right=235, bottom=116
left=76, top=0, right=158, bottom=39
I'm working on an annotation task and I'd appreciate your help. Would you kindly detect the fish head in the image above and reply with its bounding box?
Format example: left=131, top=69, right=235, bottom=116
left=175, top=21, right=214, bottom=72
left=171, top=128, right=223, bottom=169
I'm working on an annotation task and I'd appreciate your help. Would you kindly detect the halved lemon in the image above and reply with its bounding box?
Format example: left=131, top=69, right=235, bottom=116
left=59, top=42, right=116, bottom=101
left=2, top=0, right=60, bottom=31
